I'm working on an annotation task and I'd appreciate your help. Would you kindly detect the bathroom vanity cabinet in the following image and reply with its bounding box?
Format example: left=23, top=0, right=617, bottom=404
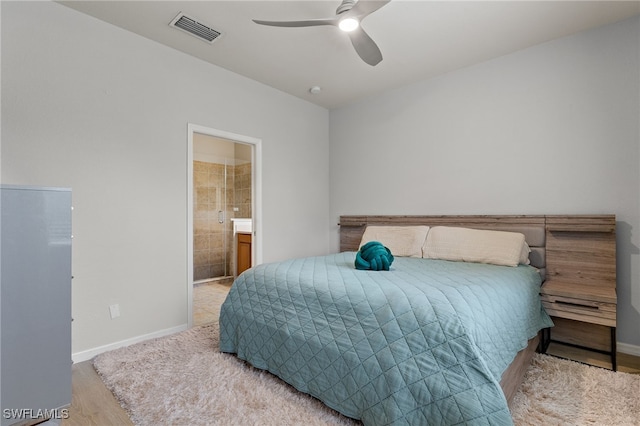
left=237, top=232, right=252, bottom=276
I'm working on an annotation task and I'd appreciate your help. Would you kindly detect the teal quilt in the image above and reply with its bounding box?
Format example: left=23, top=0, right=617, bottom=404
left=219, top=253, right=552, bottom=425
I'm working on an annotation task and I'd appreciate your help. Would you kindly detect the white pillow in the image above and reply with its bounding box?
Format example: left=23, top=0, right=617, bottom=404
left=422, top=226, right=526, bottom=267
left=520, top=242, right=531, bottom=265
left=359, top=225, right=430, bottom=258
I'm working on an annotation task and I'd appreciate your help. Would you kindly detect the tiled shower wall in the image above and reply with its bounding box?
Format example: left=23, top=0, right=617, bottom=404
left=233, top=162, right=252, bottom=218
left=193, top=160, right=251, bottom=281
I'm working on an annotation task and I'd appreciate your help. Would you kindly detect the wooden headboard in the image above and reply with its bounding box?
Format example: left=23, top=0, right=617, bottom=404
left=339, top=214, right=616, bottom=287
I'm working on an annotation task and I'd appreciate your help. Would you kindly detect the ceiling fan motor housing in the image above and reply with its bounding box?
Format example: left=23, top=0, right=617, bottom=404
left=336, top=0, right=357, bottom=15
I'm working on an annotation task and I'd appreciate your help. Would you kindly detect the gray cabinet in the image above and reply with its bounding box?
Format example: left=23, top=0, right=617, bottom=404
left=1, top=185, right=72, bottom=426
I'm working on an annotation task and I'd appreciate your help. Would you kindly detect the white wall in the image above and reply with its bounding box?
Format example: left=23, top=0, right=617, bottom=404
left=1, top=1, right=330, bottom=356
left=329, top=17, right=640, bottom=349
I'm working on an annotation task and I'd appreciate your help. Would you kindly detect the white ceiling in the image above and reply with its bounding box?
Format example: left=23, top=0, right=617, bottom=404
left=59, top=1, right=640, bottom=109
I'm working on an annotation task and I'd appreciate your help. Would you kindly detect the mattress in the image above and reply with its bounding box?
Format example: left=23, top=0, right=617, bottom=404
left=219, top=252, right=552, bottom=425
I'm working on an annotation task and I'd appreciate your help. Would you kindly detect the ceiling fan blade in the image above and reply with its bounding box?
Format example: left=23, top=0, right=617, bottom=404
left=347, top=27, right=383, bottom=66
left=252, top=18, right=337, bottom=28
left=346, top=0, right=391, bottom=19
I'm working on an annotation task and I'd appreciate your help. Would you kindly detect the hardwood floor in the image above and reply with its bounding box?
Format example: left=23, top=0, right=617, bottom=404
left=547, top=342, right=640, bottom=374
left=62, top=362, right=133, bottom=426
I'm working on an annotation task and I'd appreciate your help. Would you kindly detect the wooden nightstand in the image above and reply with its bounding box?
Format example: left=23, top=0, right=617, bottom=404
left=540, top=280, right=617, bottom=369
left=539, top=215, right=617, bottom=370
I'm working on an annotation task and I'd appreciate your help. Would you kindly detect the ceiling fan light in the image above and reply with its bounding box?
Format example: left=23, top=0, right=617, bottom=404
left=338, top=18, right=359, bottom=32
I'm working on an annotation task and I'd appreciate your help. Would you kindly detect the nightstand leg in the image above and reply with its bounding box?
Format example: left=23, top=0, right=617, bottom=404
left=611, top=327, right=617, bottom=371
left=538, top=328, right=551, bottom=353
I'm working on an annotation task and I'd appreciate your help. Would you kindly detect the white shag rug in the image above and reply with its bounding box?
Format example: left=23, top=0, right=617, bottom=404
left=93, top=323, right=640, bottom=425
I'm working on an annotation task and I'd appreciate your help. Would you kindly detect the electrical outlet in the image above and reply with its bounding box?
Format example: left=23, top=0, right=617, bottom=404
left=109, top=304, right=120, bottom=319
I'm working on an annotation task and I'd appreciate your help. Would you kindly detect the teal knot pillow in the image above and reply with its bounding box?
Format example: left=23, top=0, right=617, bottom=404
left=355, top=241, right=394, bottom=271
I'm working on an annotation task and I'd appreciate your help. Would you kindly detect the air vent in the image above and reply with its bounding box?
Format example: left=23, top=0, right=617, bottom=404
left=169, top=12, right=221, bottom=44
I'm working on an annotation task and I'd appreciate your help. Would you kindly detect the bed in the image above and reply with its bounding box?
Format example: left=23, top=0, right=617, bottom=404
left=219, top=215, right=556, bottom=425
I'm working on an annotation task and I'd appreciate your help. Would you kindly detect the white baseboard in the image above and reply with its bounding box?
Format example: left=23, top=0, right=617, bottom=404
left=72, top=324, right=189, bottom=363
left=618, top=342, right=640, bottom=357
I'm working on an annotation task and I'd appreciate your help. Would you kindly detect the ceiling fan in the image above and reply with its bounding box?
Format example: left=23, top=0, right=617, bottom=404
left=252, top=0, right=390, bottom=66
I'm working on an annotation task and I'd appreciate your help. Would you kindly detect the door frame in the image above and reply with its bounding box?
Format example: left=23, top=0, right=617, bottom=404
left=187, top=123, right=262, bottom=328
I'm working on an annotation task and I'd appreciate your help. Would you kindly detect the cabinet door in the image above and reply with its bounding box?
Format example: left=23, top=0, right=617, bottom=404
left=1, top=186, right=72, bottom=425
left=237, top=233, right=252, bottom=276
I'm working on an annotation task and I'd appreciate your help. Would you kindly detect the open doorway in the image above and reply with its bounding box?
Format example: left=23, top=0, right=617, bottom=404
left=187, top=124, right=262, bottom=327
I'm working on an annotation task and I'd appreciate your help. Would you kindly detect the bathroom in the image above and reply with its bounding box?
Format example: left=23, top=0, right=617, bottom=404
left=192, top=133, right=253, bottom=325
left=193, top=133, right=252, bottom=284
